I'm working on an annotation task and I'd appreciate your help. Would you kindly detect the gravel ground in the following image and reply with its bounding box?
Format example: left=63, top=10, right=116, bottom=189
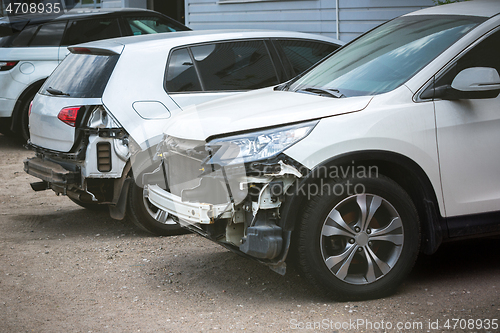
left=0, top=133, right=499, bottom=333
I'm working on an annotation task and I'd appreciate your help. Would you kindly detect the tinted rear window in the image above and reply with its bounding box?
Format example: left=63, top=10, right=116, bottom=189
left=1, top=21, right=66, bottom=47
left=0, top=21, right=31, bottom=47
left=30, top=21, right=66, bottom=46
left=41, top=53, right=119, bottom=98
left=166, top=40, right=280, bottom=93
left=192, top=40, right=279, bottom=91
left=62, top=18, right=121, bottom=46
left=165, top=48, right=201, bottom=92
left=0, top=33, right=16, bottom=47
left=9, top=24, right=38, bottom=47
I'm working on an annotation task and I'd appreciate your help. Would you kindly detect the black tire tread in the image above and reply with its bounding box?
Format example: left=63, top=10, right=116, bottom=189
left=127, top=183, right=187, bottom=236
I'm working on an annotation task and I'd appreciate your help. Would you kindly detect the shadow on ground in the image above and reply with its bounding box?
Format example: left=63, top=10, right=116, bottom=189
left=10, top=208, right=148, bottom=238
left=409, top=237, right=500, bottom=282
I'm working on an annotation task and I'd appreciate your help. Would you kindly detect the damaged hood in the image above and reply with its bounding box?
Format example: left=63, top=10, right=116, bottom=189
left=163, top=88, right=373, bottom=141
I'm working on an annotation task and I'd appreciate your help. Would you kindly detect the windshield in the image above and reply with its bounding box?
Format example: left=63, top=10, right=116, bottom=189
left=289, top=15, right=485, bottom=97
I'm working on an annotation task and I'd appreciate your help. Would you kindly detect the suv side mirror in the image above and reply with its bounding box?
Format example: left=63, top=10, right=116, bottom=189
left=451, top=67, right=500, bottom=92
left=428, top=67, right=500, bottom=100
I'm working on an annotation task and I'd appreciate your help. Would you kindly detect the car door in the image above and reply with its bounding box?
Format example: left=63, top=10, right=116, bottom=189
left=165, top=39, right=281, bottom=109
left=434, top=28, right=500, bottom=229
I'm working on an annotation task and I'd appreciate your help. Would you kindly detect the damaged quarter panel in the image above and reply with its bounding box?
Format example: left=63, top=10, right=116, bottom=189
left=100, top=38, right=182, bottom=151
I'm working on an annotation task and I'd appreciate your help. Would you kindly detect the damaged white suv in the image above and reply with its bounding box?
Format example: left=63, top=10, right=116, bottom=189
left=24, top=30, right=341, bottom=235
left=144, top=1, right=500, bottom=300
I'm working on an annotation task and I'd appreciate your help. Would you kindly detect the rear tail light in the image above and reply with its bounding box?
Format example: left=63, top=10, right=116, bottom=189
left=96, top=142, right=112, bottom=172
left=28, top=101, right=33, bottom=117
left=58, top=106, right=83, bottom=127
left=0, top=61, right=19, bottom=71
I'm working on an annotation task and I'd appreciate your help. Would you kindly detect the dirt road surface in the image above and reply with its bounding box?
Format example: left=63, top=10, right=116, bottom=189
left=0, top=133, right=499, bottom=333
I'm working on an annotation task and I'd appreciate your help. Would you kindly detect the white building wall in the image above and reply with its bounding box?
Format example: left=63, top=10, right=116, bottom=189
left=185, top=0, right=435, bottom=42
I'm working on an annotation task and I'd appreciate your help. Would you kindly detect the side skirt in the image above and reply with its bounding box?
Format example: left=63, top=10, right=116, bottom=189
left=446, top=210, right=500, bottom=239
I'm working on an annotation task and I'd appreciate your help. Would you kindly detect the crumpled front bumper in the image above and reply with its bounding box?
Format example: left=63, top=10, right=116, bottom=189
left=141, top=135, right=307, bottom=267
left=145, top=184, right=232, bottom=225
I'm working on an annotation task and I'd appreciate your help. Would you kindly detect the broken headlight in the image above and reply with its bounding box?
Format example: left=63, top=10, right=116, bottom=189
left=207, top=121, right=318, bottom=166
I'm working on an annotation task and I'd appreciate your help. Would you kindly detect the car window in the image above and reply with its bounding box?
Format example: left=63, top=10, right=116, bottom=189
left=0, top=23, right=38, bottom=47
left=191, top=40, right=279, bottom=91
left=29, top=21, right=66, bottom=46
left=10, top=24, right=38, bottom=47
left=0, top=20, right=27, bottom=47
left=0, top=22, right=15, bottom=38
left=277, top=39, right=339, bottom=75
left=0, top=35, right=8, bottom=47
left=166, top=48, right=202, bottom=92
left=456, top=29, right=500, bottom=73
left=40, top=53, right=119, bottom=98
left=62, top=18, right=121, bottom=46
left=124, top=16, right=186, bottom=35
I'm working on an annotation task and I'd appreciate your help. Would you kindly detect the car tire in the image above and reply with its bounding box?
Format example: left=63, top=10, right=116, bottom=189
left=68, top=197, right=107, bottom=211
left=296, top=175, right=420, bottom=301
left=19, top=94, right=33, bottom=142
left=0, top=118, right=15, bottom=137
left=127, top=182, right=186, bottom=236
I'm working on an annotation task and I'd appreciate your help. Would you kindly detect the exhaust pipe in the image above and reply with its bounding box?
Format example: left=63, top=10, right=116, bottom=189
left=30, top=181, right=49, bottom=191
left=66, top=188, right=98, bottom=203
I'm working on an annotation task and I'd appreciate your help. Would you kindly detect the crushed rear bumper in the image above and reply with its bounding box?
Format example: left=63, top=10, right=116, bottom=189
left=24, top=156, right=79, bottom=185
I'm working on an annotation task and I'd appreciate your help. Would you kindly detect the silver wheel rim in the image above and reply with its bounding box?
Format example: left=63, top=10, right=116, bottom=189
left=320, top=193, right=404, bottom=285
left=143, top=192, right=177, bottom=226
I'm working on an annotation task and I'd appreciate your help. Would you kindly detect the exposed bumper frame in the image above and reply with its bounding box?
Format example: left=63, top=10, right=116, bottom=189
left=24, top=156, right=79, bottom=185
left=145, top=184, right=232, bottom=225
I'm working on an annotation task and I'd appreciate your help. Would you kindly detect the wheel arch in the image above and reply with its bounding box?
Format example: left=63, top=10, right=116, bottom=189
left=10, top=78, right=46, bottom=133
left=281, top=150, right=445, bottom=255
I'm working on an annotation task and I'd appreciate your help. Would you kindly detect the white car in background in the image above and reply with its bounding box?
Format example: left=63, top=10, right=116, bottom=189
left=0, top=8, right=190, bottom=141
left=144, top=0, right=500, bottom=300
left=23, top=30, right=343, bottom=235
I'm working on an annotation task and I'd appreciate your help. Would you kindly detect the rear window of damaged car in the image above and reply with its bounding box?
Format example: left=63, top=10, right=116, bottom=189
left=41, top=53, right=119, bottom=98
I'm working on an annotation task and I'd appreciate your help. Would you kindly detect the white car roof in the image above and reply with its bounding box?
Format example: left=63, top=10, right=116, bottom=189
left=70, top=30, right=343, bottom=55
left=406, top=0, right=500, bottom=18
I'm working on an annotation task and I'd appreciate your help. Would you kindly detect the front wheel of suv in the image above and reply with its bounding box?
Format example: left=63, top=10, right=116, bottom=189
left=297, top=175, right=420, bottom=301
left=127, top=182, right=186, bottom=236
